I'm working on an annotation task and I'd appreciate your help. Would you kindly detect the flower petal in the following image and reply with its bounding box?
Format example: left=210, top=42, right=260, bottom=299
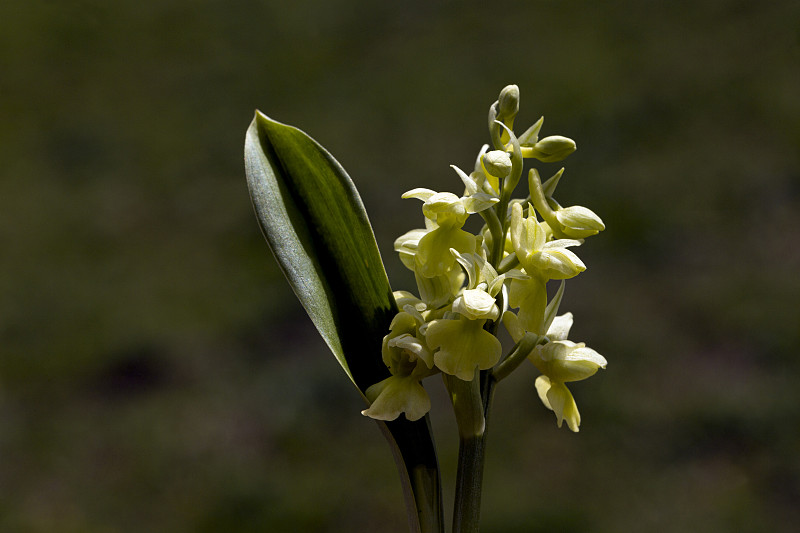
left=555, top=205, right=605, bottom=239
left=415, top=226, right=477, bottom=278
left=394, top=228, right=429, bottom=271
left=462, top=193, right=499, bottom=214
left=362, top=375, right=431, bottom=421
left=529, top=248, right=586, bottom=279
left=426, top=318, right=501, bottom=380
left=546, top=312, right=573, bottom=341
left=535, top=374, right=553, bottom=410
left=531, top=340, right=606, bottom=382
left=451, top=164, right=478, bottom=195
left=545, top=380, right=581, bottom=432
left=502, top=310, right=526, bottom=343
left=565, top=345, right=607, bottom=369
left=402, top=188, right=437, bottom=201
left=510, top=203, right=546, bottom=269
left=508, top=277, right=547, bottom=334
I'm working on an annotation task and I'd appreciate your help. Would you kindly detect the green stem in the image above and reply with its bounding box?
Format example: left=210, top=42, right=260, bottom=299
left=478, top=206, right=503, bottom=265
left=493, top=333, right=542, bottom=382
left=452, top=372, right=497, bottom=533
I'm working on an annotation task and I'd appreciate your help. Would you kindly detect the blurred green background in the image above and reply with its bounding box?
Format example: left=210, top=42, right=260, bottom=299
left=2, top=0, right=799, bottom=531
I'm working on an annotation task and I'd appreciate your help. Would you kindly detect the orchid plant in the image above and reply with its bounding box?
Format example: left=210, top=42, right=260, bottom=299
left=244, top=85, right=606, bottom=533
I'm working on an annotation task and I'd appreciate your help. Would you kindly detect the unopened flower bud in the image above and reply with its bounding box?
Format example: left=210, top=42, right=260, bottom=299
left=497, top=84, right=520, bottom=120
left=555, top=206, right=605, bottom=239
left=530, top=136, right=576, bottom=163
left=481, top=150, right=512, bottom=178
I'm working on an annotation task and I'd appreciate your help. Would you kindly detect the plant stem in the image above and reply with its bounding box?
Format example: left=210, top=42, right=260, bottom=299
left=452, top=373, right=496, bottom=533
left=493, top=333, right=542, bottom=382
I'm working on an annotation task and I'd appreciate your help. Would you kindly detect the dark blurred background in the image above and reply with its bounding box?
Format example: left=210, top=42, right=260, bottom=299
left=2, top=0, right=799, bottom=531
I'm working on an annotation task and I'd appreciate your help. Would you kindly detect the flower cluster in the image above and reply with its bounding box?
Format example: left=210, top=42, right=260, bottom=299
left=362, top=85, right=607, bottom=432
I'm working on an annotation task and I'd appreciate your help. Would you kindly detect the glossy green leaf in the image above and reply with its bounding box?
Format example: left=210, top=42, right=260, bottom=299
left=244, top=112, right=442, bottom=533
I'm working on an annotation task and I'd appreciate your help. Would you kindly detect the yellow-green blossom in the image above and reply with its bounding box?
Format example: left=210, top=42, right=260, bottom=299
left=362, top=310, right=438, bottom=421
left=508, top=276, right=548, bottom=334
left=362, top=374, right=432, bottom=422
left=503, top=310, right=606, bottom=431
left=402, top=188, right=489, bottom=277
left=530, top=339, right=606, bottom=384
left=528, top=312, right=607, bottom=432
left=364, top=83, right=608, bottom=437
left=509, top=202, right=585, bottom=280
left=415, top=227, right=477, bottom=278
left=426, top=316, right=502, bottom=380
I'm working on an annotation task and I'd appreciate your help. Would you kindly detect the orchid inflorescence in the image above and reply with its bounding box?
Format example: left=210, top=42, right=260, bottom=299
left=362, top=85, right=607, bottom=432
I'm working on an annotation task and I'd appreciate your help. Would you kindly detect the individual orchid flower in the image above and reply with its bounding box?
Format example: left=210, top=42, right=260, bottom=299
left=361, top=372, right=433, bottom=422
left=528, top=313, right=607, bottom=432
left=425, top=314, right=502, bottom=381
left=402, top=188, right=496, bottom=278
left=509, top=202, right=585, bottom=280
left=505, top=201, right=583, bottom=333
left=362, top=308, right=439, bottom=421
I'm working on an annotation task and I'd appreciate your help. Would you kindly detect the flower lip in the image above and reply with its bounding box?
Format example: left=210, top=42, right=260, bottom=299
left=362, top=375, right=431, bottom=421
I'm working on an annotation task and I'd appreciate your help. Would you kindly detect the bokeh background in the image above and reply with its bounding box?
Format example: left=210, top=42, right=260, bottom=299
left=2, top=0, right=799, bottom=531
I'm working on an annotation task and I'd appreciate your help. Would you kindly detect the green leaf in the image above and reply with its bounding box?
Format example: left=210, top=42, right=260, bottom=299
left=244, top=112, right=442, bottom=533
